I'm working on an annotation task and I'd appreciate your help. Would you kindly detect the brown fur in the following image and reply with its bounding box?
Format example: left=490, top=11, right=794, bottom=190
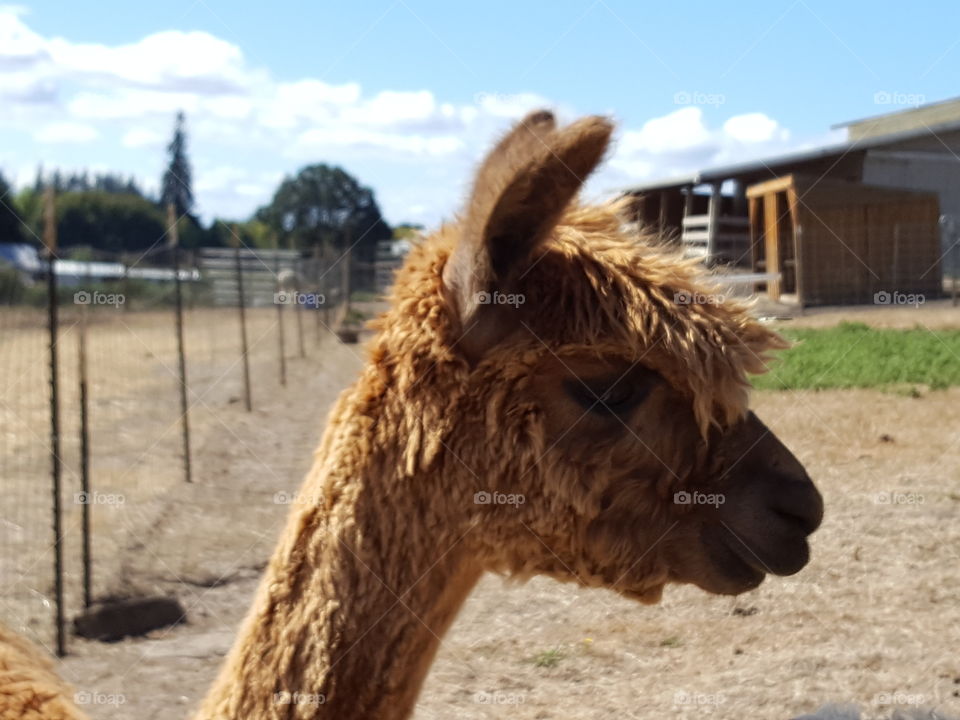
left=0, top=624, right=88, bottom=720
left=196, top=112, right=821, bottom=719
left=0, top=111, right=821, bottom=720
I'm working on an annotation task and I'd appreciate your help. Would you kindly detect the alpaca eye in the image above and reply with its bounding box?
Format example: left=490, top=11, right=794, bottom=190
left=597, top=383, right=634, bottom=408
left=565, top=378, right=641, bottom=415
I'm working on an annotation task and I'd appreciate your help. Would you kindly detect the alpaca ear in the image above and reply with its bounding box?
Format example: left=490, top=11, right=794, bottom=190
left=443, top=111, right=613, bottom=360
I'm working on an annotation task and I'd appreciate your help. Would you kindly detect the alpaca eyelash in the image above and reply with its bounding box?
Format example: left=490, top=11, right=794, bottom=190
left=565, top=377, right=647, bottom=415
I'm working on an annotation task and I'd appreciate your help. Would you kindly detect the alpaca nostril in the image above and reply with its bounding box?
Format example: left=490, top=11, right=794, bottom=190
left=770, top=479, right=823, bottom=535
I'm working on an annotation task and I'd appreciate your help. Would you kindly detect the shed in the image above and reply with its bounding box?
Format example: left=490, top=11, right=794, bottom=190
left=745, top=175, right=942, bottom=306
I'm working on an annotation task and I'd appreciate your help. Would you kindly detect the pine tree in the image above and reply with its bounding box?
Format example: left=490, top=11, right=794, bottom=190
left=161, top=111, right=194, bottom=217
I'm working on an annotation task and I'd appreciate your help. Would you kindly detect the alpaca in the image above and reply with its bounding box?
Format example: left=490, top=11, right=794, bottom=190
left=195, top=110, right=823, bottom=719
left=0, top=624, right=87, bottom=720
left=0, top=110, right=823, bottom=720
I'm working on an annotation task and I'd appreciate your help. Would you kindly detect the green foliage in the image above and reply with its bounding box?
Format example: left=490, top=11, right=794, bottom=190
left=0, top=266, right=29, bottom=303
left=161, top=111, right=194, bottom=217
left=529, top=648, right=565, bottom=668
left=37, top=169, right=145, bottom=197
left=56, top=191, right=166, bottom=253
left=0, top=172, right=25, bottom=244
left=392, top=223, right=423, bottom=240
left=13, top=188, right=42, bottom=242
left=753, top=322, right=960, bottom=391
left=242, top=219, right=278, bottom=249
left=203, top=220, right=266, bottom=249
left=174, top=215, right=211, bottom=249
left=256, top=163, right=391, bottom=262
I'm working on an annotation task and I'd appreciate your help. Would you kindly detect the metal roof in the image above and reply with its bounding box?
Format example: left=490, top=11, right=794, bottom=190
left=832, top=95, right=960, bottom=129
left=621, top=117, right=960, bottom=195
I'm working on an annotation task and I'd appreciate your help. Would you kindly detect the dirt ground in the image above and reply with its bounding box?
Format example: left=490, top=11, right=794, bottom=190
left=23, top=304, right=960, bottom=719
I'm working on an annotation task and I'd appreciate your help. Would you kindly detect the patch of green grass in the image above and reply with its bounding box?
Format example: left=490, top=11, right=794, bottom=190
left=659, top=635, right=683, bottom=648
left=529, top=648, right=565, bottom=668
left=753, top=322, right=960, bottom=391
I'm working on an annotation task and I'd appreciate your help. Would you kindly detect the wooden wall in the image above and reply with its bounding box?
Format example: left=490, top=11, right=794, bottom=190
left=748, top=175, right=942, bottom=306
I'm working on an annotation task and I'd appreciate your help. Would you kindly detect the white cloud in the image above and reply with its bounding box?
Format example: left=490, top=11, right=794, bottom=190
left=619, top=107, right=713, bottom=155
left=121, top=128, right=165, bottom=148
left=723, top=113, right=788, bottom=143
left=607, top=108, right=798, bottom=188
left=475, top=91, right=551, bottom=118
left=47, top=30, right=250, bottom=92
left=0, top=7, right=816, bottom=226
left=294, top=126, right=464, bottom=157
left=34, top=121, right=98, bottom=143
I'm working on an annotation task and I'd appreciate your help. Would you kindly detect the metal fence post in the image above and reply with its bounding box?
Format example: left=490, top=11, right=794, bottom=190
left=78, top=300, right=91, bottom=609
left=42, top=186, right=66, bottom=656
left=169, top=205, right=192, bottom=483
left=233, top=228, right=252, bottom=411
left=274, top=240, right=287, bottom=387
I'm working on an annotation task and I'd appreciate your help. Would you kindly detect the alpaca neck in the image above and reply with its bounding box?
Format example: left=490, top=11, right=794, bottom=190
left=196, top=419, right=481, bottom=720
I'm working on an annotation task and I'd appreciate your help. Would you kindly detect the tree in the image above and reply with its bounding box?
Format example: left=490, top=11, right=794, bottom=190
left=161, top=111, right=194, bottom=218
left=0, top=172, right=25, bottom=244
left=56, top=191, right=166, bottom=253
left=255, top=164, right=391, bottom=262
left=13, top=188, right=42, bottom=243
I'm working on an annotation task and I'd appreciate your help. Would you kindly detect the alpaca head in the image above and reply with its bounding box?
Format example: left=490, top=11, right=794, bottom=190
left=379, top=110, right=822, bottom=603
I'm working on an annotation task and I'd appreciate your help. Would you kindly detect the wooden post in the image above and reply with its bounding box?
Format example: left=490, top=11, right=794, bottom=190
left=233, top=228, right=252, bottom=411
left=168, top=204, right=192, bottom=482
left=706, top=182, right=722, bottom=264
left=954, top=244, right=958, bottom=307
left=312, top=243, right=323, bottom=340
left=274, top=239, right=287, bottom=387
left=322, top=245, right=332, bottom=329
left=763, top=192, right=781, bottom=301
left=292, top=239, right=305, bottom=358
left=658, top=190, right=669, bottom=235
left=892, top=223, right=901, bottom=291
left=787, top=186, right=805, bottom=308
left=294, top=285, right=306, bottom=359
left=342, top=245, right=352, bottom=326
left=42, top=186, right=66, bottom=656
left=683, top=186, right=695, bottom=220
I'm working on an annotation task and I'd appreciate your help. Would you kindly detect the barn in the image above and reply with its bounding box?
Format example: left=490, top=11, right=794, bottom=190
left=624, top=96, right=960, bottom=307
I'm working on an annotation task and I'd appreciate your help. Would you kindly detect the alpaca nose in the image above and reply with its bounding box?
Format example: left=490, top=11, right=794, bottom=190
left=767, top=467, right=823, bottom=535
left=716, top=411, right=823, bottom=539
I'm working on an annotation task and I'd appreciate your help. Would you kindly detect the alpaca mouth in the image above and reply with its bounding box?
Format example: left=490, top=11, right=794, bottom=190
left=699, top=524, right=767, bottom=593
left=697, top=521, right=813, bottom=595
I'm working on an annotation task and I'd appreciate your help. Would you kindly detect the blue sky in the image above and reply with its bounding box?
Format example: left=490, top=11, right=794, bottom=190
left=2, top=0, right=958, bottom=226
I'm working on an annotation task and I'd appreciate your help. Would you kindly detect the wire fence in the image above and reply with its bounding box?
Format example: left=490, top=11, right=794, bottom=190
left=0, top=199, right=352, bottom=655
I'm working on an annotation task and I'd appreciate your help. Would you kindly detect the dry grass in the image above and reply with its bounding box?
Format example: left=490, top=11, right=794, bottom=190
left=6, top=301, right=956, bottom=719
left=415, top=386, right=960, bottom=720
left=0, top=304, right=333, bottom=643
